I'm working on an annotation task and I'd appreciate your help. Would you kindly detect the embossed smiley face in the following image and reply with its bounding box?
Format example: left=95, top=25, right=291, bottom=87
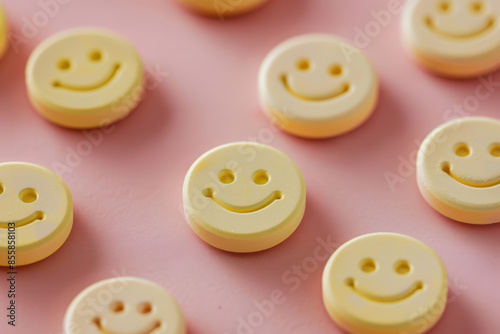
left=323, top=233, right=448, bottom=334
left=404, top=0, right=500, bottom=43
left=183, top=142, right=306, bottom=253
left=344, top=259, right=424, bottom=304
left=259, top=34, right=378, bottom=138
left=26, top=29, right=143, bottom=129
left=92, top=300, right=160, bottom=334
left=426, top=0, right=496, bottom=39
left=201, top=168, right=284, bottom=214
left=417, top=117, right=500, bottom=224
left=280, top=53, right=350, bottom=102
left=402, top=0, right=500, bottom=77
left=0, top=162, right=73, bottom=266
left=64, top=277, right=186, bottom=334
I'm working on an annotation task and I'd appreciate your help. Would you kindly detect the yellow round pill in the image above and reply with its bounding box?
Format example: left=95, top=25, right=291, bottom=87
left=402, top=0, right=500, bottom=78
left=64, top=277, right=186, bottom=334
left=176, top=0, right=269, bottom=17
left=323, top=233, right=447, bottom=334
left=259, top=34, right=379, bottom=139
left=0, top=162, right=73, bottom=266
left=26, top=28, right=144, bottom=129
left=417, top=117, right=500, bottom=224
left=183, top=142, right=306, bottom=252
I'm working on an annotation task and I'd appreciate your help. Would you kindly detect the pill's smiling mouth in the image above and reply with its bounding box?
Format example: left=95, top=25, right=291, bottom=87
left=0, top=211, right=45, bottom=229
left=53, top=64, right=121, bottom=92
left=442, top=162, right=500, bottom=188
left=345, top=278, right=424, bottom=303
left=93, top=317, right=162, bottom=334
left=281, top=75, right=350, bottom=102
left=203, top=188, right=283, bottom=213
left=425, top=17, right=496, bottom=39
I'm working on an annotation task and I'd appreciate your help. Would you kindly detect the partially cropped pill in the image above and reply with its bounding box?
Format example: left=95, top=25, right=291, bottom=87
left=402, top=0, right=500, bottom=78
left=0, top=162, right=73, bottom=266
left=417, top=117, right=500, bottom=224
left=176, top=0, right=270, bottom=17
left=323, top=233, right=447, bottom=334
left=64, top=277, right=186, bottom=334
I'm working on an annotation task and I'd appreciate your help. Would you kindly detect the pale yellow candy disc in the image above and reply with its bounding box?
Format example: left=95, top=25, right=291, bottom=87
left=64, top=277, right=186, bottom=334
left=402, top=0, right=500, bottom=78
left=259, top=34, right=378, bottom=139
left=323, top=233, right=448, bottom=334
left=183, top=142, right=306, bottom=252
left=0, top=162, right=73, bottom=266
left=417, top=117, right=500, bottom=224
left=0, top=3, right=7, bottom=59
left=177, top=0, right=269, bottom=17
left=26, top=29, right=144, bottom=129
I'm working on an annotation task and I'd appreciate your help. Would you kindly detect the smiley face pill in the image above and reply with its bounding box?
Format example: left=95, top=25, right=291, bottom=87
left=176, top=0, right=269, bottom=17
left=64, top=277, right=186, bottom=334
left=322, top=233, right=448, bottom=334
left=417, top=117, right=500, bottom=224
left=183, top=142, right=306, bottom=253
left=402, top=0, right=500, bottom=78
left=26, top=29, right=144, bottom=129
left=0, top=162, right=73, bottom=266
left=0, top=3, right=7, bottom=60
left=259, top=34, right=378, bottom=139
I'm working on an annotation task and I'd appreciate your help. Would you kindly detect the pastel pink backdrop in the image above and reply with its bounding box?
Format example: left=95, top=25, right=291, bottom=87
left=0, top=0, right=499, bottom=333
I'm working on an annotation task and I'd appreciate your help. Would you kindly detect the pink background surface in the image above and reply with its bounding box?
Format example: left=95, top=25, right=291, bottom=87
left=1, top=0, right=500, bottom=333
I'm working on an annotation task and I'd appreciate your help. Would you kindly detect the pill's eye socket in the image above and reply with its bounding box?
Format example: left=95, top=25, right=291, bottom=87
left=296, top=59, right=311, bottom=71
left=344, top=277, right=355, bottom=287
left=470, top=1, right=484, bottom=13
left=360, top=258, right=377, bottom=273
left=202, top=188, right=213, bottom=198
left=329, top=64, right=343, bottom=76
left=89, top=50, right=103, bottom=62
left=218, top=169, right=235, bottom=184
left=438, top=1, right=451, bottom=13
left=454, top=143, right=471, bottom=157
left=0, top=183, right=4, bottom=195
left=138, top=302, right=153, bottom=314
left=57, top=59, right=72, bottom=71
left=253, top=170, right=270, bottom=185
left=19, top=188, right=38, bottom=203
left=394, top=260, right=411, bottom=275
left=490, top=144, right=500, bottom=157
left=110, top=301, right=125, bottom=313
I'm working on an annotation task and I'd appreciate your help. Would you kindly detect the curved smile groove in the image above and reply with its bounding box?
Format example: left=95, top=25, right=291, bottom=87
left=0, top=211, right=45, bottom=229
left=53, top=63, right=121, bottom=91
left=346, top=278, right=424, bottom=303
left=281, top=75, right=350, bottom=102
left=203, top=189, right=283, bottom=213
left=93, top=317, right=162, bottom=334
left=442, top=162, right=500, bottom=188
left=425, top=17, right=496, bottom=39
